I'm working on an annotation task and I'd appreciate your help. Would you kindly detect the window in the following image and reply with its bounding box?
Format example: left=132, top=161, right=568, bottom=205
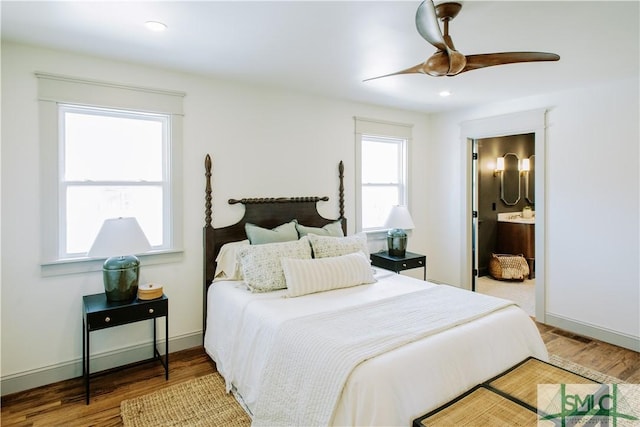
left=355, top=117, right=412, bottom=232
left=60, top=105, right=169, bottom=257
left=37, top=73, right=184, bottom=275
left=360, top=136, right=407, bottom=229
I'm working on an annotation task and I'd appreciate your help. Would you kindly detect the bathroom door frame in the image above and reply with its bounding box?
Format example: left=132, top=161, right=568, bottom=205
left=460, top=109, right=547, bottom=322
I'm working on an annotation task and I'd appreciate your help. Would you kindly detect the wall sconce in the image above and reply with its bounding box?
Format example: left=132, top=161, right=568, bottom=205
left=520, top=158, right=530, bottom=174
left=494, top=157, right=505, bottom=177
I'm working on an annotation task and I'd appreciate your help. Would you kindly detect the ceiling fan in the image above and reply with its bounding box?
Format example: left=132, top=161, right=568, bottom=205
left=365, top=0, right=560, bottom=81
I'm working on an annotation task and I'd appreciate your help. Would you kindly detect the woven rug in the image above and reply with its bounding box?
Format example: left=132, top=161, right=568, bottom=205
left=120, top=357, right=622, bottom=427
left=120, top=372, right=250, bottom=427
left=415, top=357, right=632, bottom=427
left=549, top=354, right=625, bottom=383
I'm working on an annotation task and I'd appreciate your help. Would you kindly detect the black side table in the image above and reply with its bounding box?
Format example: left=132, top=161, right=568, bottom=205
left=82, top=293, right=168, bottom=404
left=370, top=251, right=426, bottom=280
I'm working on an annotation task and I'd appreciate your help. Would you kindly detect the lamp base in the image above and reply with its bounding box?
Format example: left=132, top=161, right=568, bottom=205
left=387, top=229, right=408, bottom=258
left=102, top=255, right=140, bottom=302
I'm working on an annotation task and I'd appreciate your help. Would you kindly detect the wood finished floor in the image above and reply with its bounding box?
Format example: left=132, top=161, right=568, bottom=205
left=2, top=324, right=639, bottom=427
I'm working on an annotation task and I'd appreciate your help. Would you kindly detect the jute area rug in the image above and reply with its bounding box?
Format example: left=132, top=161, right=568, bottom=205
left=120, top=373, right=250, bottom=427
left=120, top=356, right=623, bottom=427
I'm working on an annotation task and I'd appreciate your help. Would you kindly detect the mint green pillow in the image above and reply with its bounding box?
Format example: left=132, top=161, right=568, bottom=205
left=295, top=219, right=344, bottom=238
left=245, top=221, right=298, bottom=245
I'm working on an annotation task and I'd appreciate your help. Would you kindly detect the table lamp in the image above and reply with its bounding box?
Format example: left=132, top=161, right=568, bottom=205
left=88, top=217, right=151, bottom=302
left=384, top=205, right=415, bottom=257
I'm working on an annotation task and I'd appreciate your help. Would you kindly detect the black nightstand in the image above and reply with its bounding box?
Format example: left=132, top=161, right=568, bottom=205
left=82, top=293, right=168, bottom=404
left=370, top=251, right=426, bottom=280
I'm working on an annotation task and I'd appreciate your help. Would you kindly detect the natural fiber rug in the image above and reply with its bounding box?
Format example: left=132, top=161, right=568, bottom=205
left=415, top=357, right=631, bottom=427
left=120, top=373, right=250, bottom=427
left=120, top=357, right=623, bottom=427
left=549, top=354, right=625, bottom=383
left=418, top=386, right=539, bottom=426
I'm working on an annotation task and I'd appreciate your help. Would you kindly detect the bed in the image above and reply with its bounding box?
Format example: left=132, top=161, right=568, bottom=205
left=201, top=154, right=548, bottom=426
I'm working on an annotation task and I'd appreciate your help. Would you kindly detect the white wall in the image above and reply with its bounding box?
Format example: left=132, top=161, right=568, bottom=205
left=426, top=77, right=640, bottom=349
left=2, top=40, right=638, bottom=395
left=0, top=42, right=430, bottom=393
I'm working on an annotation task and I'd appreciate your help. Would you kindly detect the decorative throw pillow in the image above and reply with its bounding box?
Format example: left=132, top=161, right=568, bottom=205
left=295, top=219, right=344, bottom=238
left=307, top=232, right=369, bottom=259
left=245, top=220, right=298, bottom=245
left=282, top=251, right=375, bottom=297
left=213, top=240, right=249, bottom=281
left=237, top=237, right=312, bottom=292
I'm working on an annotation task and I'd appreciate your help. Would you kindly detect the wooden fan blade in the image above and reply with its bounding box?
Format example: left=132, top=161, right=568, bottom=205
left=363, top=62, right=428, bottom=82
left=415, top=0, right=449, bottom=52
left=461, top=52, right=560, bottom=73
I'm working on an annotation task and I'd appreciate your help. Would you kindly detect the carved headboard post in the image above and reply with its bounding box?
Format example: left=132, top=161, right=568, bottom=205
left=203, top=154, right=215, bottom=334
left=338, top=160, right=346, bottom=233
left=204, top=154, right=212, bottom=229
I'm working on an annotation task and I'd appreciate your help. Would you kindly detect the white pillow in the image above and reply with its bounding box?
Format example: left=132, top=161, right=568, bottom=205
left=307, top=232, right=369, bottom=259
left=213, top=240, right=249, bottom=281
left=282, top=251, right=375, bottom=297
left=237, top=237, right=312, bottom=293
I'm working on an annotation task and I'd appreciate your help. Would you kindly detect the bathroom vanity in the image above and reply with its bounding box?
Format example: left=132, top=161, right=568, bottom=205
left=496, top=213, right=535, bottom=279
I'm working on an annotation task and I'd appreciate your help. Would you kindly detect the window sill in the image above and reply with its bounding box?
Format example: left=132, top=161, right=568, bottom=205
left=40, top=249, right=184, bottom=277
left=363, top=229, right=390, bottom=241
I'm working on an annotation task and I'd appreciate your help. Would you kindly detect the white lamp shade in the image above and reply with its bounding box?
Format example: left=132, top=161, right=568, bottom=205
left=496, top=157, right=505, bottom=171
left=384, top=205, right=415, bottom=230
left=88, top=217, right=151, bottom=257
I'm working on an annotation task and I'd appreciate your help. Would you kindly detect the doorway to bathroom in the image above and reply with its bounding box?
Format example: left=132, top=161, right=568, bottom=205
left=472, top=133, right=536, bottom=317
left=461, top=109, right=547, bottom=321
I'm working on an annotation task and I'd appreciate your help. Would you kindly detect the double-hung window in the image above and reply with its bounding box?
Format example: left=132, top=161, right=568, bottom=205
left=37, top=73, right=185, bottom=275
left=355, top=117, right=412, bottom=232
left=60, top=105, right=169, bottom=257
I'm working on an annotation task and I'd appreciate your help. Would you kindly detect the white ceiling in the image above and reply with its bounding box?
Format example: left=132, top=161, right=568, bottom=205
left=2, top=1, right=638, bottom=113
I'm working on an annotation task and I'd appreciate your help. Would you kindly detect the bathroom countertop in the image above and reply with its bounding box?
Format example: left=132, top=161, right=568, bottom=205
left=497, top=212, right=535, bottom=224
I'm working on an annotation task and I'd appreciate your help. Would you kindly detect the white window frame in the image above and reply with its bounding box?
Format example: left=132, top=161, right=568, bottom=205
left=354, top=117, right=413, bottom=235
left=37, top=72, right=185, bottom=276
left=58, top=104, right=171, bottom=258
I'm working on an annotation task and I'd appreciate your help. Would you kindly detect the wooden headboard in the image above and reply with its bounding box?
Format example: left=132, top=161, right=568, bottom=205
left=202, top=154, right=346, bottom=327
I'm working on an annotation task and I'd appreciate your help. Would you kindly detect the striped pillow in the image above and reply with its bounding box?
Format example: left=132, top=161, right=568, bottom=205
left=282, top=251, right=375, bottom=297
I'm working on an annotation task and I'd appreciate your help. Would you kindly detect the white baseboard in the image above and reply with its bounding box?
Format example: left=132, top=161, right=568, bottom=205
left=545, top=313, right=640, bottom=352
left=0, top=332, right=203, bottom=396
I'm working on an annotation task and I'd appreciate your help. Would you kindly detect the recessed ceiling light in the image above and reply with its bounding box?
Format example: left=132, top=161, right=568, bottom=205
left=145, top=21, right=167, bottom=32
left=439, top=90, right=451, bottom=97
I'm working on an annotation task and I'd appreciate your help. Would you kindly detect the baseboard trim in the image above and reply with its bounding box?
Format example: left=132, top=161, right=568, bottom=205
left=1, top=332, right=203, bottom=396
left=545, top=313, right=640, bottom=352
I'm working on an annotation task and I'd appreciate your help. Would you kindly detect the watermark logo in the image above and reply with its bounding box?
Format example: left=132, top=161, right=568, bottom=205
left=538, top=383, right=640, bottom=426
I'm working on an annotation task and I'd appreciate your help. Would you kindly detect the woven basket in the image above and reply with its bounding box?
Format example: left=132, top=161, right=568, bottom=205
left=489, top=253, right=530, bottom=281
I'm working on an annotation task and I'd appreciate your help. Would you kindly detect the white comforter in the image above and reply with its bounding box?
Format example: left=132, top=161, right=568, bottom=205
left=204, top=270, right=548, bottom=426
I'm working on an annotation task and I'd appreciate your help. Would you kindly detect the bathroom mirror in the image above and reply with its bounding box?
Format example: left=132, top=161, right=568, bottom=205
left=526, top=154, right=535, bottom=204
left=501, top=152, right=521, bottom=205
